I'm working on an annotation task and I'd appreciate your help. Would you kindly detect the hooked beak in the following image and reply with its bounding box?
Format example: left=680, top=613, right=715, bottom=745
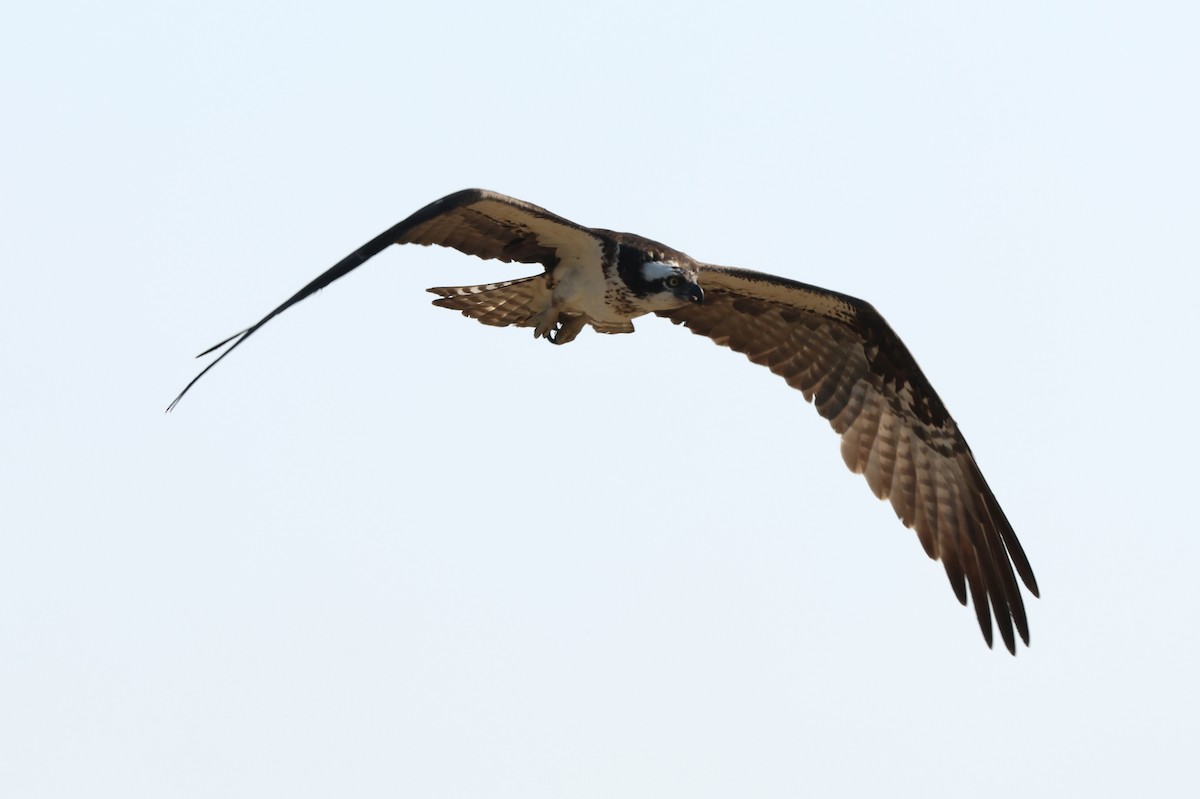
left=683, top=283, right=704, bottom=304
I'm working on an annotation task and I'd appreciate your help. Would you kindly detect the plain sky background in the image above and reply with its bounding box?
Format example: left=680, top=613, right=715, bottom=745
left=3, top=1, right=1198, bottom=796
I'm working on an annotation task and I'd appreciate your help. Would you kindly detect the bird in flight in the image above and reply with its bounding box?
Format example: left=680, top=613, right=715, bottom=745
left=170, top=188, right=1039, bottom=653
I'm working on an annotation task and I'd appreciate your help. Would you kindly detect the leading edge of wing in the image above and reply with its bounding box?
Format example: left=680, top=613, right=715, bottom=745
left=166, top=189, right=569, bottom=411
left=687, top=264, right=956, bottom=427
left=690, top=264, right=867, bottom=324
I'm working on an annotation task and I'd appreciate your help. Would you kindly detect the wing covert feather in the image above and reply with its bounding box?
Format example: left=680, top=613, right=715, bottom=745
left=659, top=265, right=1039, bottom=652
left=167, top=189, right=601, bottom=410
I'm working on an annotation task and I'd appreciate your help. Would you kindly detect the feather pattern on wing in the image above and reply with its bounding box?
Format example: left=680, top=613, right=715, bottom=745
left=658, top=265, right=1039, bottom=653
left=167, top=190, right=601, bottom=410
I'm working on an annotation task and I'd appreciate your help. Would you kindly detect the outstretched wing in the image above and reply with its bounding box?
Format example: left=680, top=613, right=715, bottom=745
left=167, top=189, right=603, bottom=410
left=659, top=265, right=1039, bottom=653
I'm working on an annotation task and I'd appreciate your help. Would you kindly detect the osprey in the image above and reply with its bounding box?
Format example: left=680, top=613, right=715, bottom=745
left=170, top=189, right=1039, bottom=653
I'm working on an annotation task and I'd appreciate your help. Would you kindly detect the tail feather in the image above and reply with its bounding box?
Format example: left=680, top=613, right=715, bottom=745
left=427, top=275, right=549, bottom=328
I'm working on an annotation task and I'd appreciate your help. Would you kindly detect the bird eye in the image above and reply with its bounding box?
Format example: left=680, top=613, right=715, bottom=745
left=665, top=275, right=683, bottom=288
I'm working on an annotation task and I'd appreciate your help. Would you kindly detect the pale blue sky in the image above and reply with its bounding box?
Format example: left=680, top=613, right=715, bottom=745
left=3, top=2, right=1198, bottom=797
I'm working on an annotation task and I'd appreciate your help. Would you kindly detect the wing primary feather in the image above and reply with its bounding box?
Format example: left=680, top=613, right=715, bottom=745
left=940, top=471, right=969, bottom=605
left=963, top=546, right=995, bottom=649
left=166, top=221, right=403, bottom=411
left=977, top=490, right=1031, bottom=646
left=984, top=486, right=1041, bottom=597
left=196, top=329, right=248, bottom=358
left=168, top=189, right=608, bottom=411
left=976, top=518, right=1018, bottom=654
left=942, top=558, right=968, bottom=606
left=659, top=264, right=1038, bottom=652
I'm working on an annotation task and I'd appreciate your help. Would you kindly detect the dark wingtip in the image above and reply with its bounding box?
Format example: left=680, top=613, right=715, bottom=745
left=165, top=366, right=208, bottom=413
left=166, top=215, right=413, bottom=413
left=166, top=328, right=253, bottom=412
left=195, top=328, right=248, bottom=359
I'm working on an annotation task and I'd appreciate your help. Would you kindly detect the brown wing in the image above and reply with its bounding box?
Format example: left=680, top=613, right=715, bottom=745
left=659, top=265, right=1039, bottom=653
left=168, top=189, right=603, bottom=410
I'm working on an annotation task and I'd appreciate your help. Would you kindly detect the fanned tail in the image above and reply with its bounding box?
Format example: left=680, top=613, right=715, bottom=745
left=427, top=275, right=550, bottom=329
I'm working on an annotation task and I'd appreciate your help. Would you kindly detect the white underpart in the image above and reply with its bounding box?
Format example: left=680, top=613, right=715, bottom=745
left=550, top=255, right=628, bottom=323
left=639, top=260, right=679, bottom=282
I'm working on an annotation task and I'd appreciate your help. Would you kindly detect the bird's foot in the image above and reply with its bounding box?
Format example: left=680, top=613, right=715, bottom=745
left=531, top=310, right=585, bottom=345
left=531, top=309, right=559, bottom=340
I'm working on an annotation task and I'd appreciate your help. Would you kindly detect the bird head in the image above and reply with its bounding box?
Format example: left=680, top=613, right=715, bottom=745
left=620, top=251, right=704, bottom=310
left=646, top=260, right=704, bottom=306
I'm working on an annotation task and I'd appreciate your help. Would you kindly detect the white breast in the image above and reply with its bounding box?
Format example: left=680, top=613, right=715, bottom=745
left=550, top=256, right=628, bottom=324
